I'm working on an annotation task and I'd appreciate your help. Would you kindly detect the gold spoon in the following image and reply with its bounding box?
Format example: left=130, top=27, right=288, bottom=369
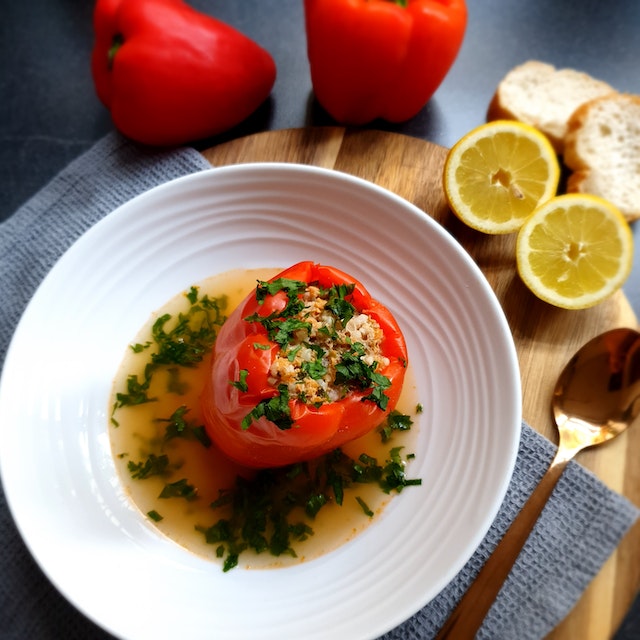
left=436, top=327, right=640, bottom=639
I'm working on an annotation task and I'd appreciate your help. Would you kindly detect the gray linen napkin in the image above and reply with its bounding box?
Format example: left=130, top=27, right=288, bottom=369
left=0, top=132, right=638, bottom=640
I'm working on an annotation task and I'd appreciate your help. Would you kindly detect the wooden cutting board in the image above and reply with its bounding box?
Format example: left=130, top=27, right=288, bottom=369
left=202, top=127, right=639, bottom=639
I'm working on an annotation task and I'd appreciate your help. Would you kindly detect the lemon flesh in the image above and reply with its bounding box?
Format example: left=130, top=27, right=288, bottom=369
left=516, top=194, right=633, bottom=309
left=444, top=120, right=560, bottom=234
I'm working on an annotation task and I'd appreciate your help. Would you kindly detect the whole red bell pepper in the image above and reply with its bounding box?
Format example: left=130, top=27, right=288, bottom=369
left=201, top=262, right=408, bottom=468
left=304, top=0, right=467, bottom=125
left=91, top=0, right=276, bottom=146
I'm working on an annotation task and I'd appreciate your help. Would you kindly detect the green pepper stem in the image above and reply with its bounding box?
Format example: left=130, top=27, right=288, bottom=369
left=108, top=34, right=124, bottom=71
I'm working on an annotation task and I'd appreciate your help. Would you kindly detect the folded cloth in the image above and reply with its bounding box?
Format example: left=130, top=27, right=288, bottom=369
left=0, top=133, right=638, bottom=640
left=383, top=424, right=639, bottom=639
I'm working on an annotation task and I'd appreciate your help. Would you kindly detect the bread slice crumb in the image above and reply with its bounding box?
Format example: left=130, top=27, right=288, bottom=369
left=487, top=60, right=615, bottom=153
left=564, top=93, right=640, bottom=222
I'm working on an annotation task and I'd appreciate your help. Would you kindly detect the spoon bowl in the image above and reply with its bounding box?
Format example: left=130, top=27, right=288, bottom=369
left=436, top=327, right=640, bottom=639
left=553, top=328, right=640, bottom=457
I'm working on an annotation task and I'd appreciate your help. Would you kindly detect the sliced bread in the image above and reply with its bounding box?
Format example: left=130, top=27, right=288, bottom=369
left=487, top=60, right=615, bottom=153
left=564, top=93, right=640, bottom=222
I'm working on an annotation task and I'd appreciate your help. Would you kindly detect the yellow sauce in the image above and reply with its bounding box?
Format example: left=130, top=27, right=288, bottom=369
left=109, top=268, right=419, bottom=569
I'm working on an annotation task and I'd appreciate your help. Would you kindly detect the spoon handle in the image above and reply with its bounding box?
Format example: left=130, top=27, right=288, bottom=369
left=435, top=455, right=570, bottom=639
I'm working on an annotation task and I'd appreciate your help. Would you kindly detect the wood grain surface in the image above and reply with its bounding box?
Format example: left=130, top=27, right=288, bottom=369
left=202, top=127, right=639, bottom=639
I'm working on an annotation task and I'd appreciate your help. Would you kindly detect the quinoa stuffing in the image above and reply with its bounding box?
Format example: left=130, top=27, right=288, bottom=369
left=267, top=284, right=390, bottom=405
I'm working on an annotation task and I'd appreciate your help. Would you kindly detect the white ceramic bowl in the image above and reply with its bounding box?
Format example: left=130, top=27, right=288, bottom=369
left=0, top=163, right=521, bottom=639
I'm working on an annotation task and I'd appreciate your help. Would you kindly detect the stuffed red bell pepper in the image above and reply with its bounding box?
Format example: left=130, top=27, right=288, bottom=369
left=304, top=0, right=467, bottom=125
left=91, top=0, right=276, bottom=146
left=201, top=262, right=408, bottom=468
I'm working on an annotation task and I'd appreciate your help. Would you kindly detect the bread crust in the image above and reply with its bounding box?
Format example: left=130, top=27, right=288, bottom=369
left=487, top=60, right=615, bottom=154
left=564, top=93, right=640, bottom=222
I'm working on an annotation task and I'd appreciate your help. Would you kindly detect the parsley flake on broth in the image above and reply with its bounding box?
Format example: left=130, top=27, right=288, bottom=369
left=109, top=267, right=422, bottom=572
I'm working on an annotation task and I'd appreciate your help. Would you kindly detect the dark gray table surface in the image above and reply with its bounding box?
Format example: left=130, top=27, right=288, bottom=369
left=1, top=1, right=639, bottom=638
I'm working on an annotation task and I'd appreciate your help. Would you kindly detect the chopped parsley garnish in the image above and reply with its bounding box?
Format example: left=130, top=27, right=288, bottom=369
left=165, top=289, right=222, bottom=363
left=255, top=277, right=307, bottom=302
left=301, top=359, right=327, bottom=380
left=241, top=278, right=394, bottom=421
left=111, top=287, right=227, bottom=422
left=379, top=447, right=422, bottom=493
left=230, top=369, right=249, bottom=392
left=186, top=286, right=199, bottom=304
left=241, top=384, right=292, bottom=431
left=244, top=314, right=310, bottom=347
left=191, top=426, right=212, bottom=448
left=113, top=367, right=156, bottom=411
left=334, top=345, right=391, bottom=411
left=324, top=282, right=356, bottom=323
left=128, top=453, right=170, bottom=480
left=287, top=344, right=302, bottom=361
left=157, top=405, right=211, bottom=447
left=166, top=367, right=190, bottom=395
left=356, top=496, right=374, bottom=517
left=159, top=478, right=198, bottom=501
left=197, top=434, right=420, bottom=571
left=379, top=410, right=414, bottom=442
left=130, top=341, right=151, bottom=353
left=150, top=294, right=222, bottom=366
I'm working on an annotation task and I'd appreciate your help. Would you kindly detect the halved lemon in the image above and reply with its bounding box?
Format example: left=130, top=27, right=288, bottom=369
left=444, top=120, right=560, bottom=234
left=516, top=194, right=633, bottom=309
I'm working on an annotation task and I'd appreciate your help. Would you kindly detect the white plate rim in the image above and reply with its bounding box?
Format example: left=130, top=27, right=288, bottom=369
left=0, top=162, right=522, bottom=639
